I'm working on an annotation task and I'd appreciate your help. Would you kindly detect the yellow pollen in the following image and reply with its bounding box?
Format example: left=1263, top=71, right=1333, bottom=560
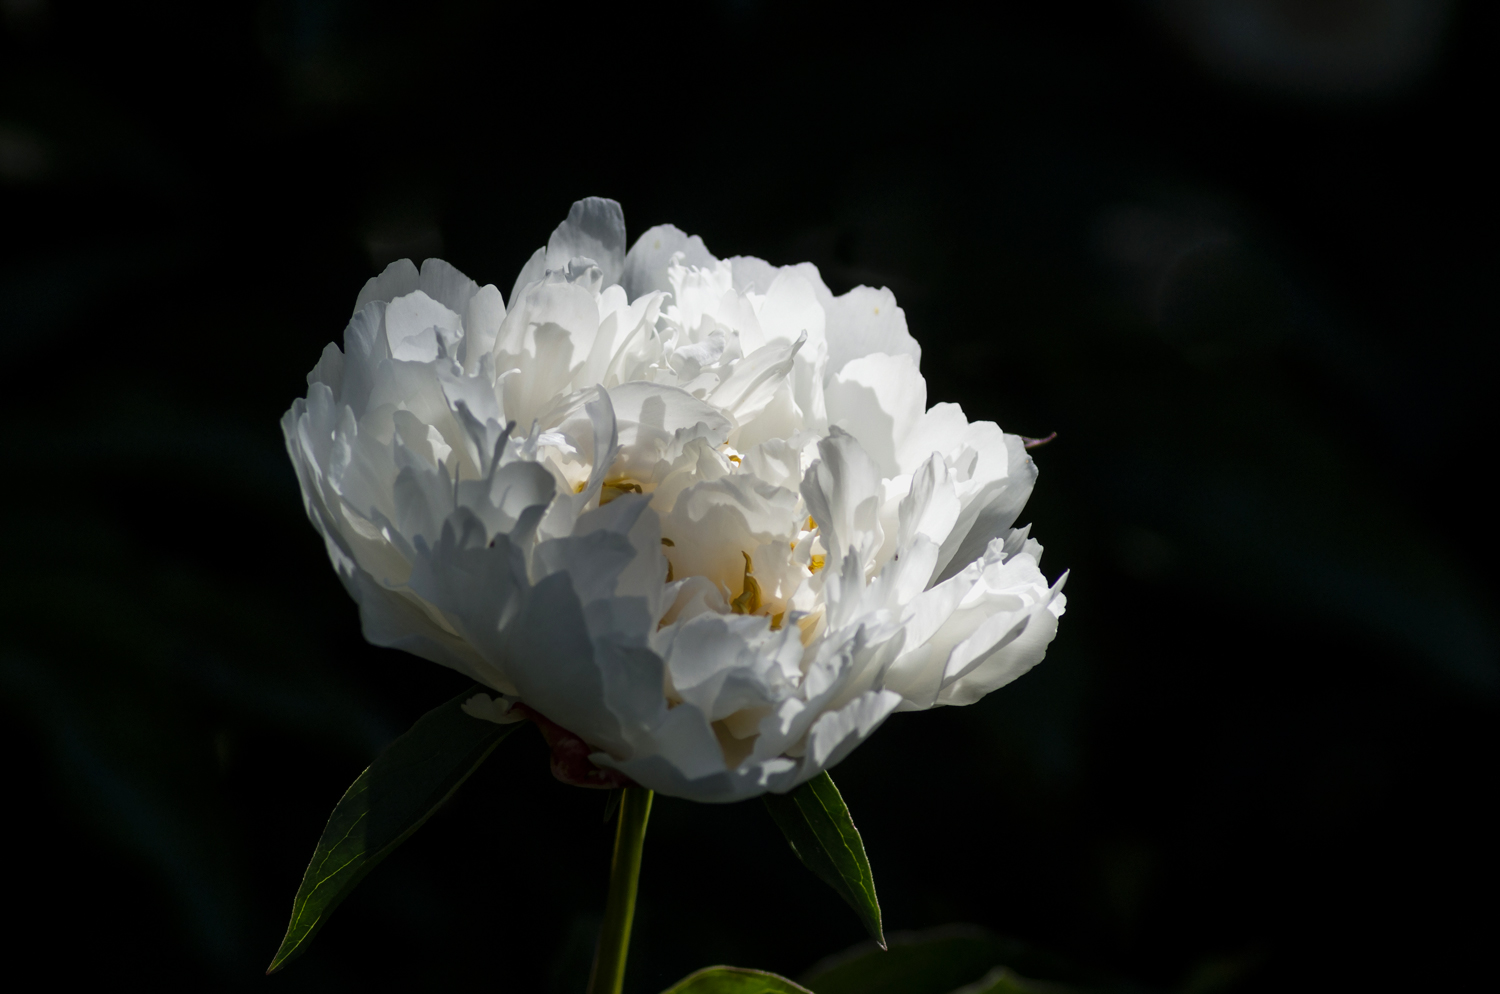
left=806, top=516, right=817, bottom=531
left=599, top=479, right=644, bottom=505
left=728, top=454, right=741, bottom=463
left=809, top=554, right=826, bottom=573
left=770, top=612, right=785, bottom=631
left=574, top=481, right=587, bottom=493
left=730, top=551, right=762, bottom=615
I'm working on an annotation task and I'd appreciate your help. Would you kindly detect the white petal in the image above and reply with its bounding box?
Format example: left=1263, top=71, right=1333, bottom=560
left=624, top=224, right=717, bottom=300
left=725, top=255, right=781, bottom=295
left=708, top=335, right=803, bottom=423
left=386, top=290, right=462, bottom=363
left=824, top=285, right=920, bottom=378
left=800, top=427, right=883, bottom=568
left=739, top=437, right=805, bottom=492
left=417, top=257, right=481, bottom=316
left=460, top=284, right=505, bottom=374
left=508, top=246, right=548, bottom=312
left=306, top=342, right=344, bottom=396
left=932, top=431, right=1037, bottom=583
left=803, top=689, right=901, bottom=770
left=501, top=571, right=627, bottom=753
left=350, top=563, right=506, bottom=692
left=606, top=380, right=733, bottom=474
left=662, top=612, right=798, bottom=721
left=462, top=692, right=527, bottom=724
left=546, top=197, right=627, bottom=288
left=757, top=270, right=826, bottom=348
left=664, top=475, right=801, bottom=594
left=338, top=302, right=389, bottom=417
left=354, top=258, right=419, bottom=314
left=939, top=571, right=1067, bottom=705
left=824, top=352, right=926, bottom=478
left=898, top=402, right=970, bottom=477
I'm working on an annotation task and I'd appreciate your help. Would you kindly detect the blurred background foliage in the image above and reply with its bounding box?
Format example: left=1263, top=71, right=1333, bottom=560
left=1, top=1, right=1494, bottom=991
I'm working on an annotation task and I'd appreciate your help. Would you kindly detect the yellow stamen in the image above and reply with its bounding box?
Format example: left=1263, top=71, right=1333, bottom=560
left=730, top=551, right=761, bottom=615
left=770, top=612, right=785, bottom=631
left=728, top=454, right=741, bottom=464
left=806, top=516, right=817, bottom=531
left=660, top=537, right=675, bottom=546
left=599, top=479, right=644, bottom=505
left=809, top=554, right=826, bottom=573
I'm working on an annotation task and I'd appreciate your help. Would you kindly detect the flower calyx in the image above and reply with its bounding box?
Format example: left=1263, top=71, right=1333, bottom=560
left=515, top=704, right=637, bottom=790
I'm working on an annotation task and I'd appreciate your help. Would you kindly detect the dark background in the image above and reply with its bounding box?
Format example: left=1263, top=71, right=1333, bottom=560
left=2, top=1, right=1494, bottom=991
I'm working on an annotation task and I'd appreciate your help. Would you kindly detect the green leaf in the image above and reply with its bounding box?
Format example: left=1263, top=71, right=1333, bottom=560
left=799, top=925, right=1082, bottom=994
left=266, top=684, right=521, bottom=973
left=660, top=966, right=814, bottom=993
left=761, top=771, right=883, bottom=946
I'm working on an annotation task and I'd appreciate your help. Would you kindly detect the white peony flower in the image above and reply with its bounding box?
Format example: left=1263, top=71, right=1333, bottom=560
left=283, top=198, right=1067, bottom=802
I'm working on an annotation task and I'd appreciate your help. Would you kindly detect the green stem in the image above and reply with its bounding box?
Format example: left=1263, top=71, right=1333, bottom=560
left=587, top=787, right=654, bottom=994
